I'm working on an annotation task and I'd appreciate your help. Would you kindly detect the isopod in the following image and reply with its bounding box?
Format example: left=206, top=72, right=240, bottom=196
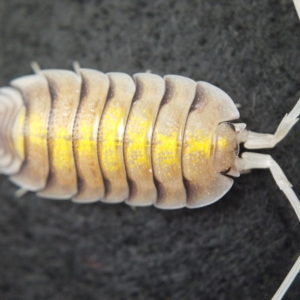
left=0, top=66, right=299, bottom=299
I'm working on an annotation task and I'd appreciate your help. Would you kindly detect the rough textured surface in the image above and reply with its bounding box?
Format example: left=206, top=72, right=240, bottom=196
left=0, top=0, right=299, bottom=299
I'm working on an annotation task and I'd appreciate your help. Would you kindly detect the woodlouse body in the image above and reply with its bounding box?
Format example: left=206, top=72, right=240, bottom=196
left=1, top=67, right=300, bottom=299
left=0, top=69, right=241, bottom=209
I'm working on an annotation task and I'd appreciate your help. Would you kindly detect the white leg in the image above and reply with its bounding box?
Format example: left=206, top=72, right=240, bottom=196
left=294, top=0, right=300, bottom=19
left=14, top=188, right=28, bottom=198
left=237, top=152, right=300, bottom=300
left=271, top=255, right=300, bottom=300
left=237, top=152, right=300, bottom=221
left=244, top=99, right=300, bottom=149
left=30, top=61, right=42, bottom=74
left=73, top=61, right=81, bottom=74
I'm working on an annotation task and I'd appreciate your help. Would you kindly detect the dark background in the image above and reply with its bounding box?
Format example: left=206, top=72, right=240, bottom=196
left=0, top=0, right=299, bottom=299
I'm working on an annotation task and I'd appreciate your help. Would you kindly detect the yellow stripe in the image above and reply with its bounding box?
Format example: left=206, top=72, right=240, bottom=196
left=184, top=129, right=227, bottom=158
left=125, top=111, right=151, bottom=168
left=99, top=105, right=124, bottom=173
left=12, top=106, right=25, bottom=160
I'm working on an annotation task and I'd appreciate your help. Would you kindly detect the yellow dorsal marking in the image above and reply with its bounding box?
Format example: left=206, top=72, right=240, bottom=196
left=217, top=136, right=227, bottom=149
left=12, top=106, right=26, bottom=160
left=51, top=126, right=73, bottom=171
left=12, top=111, right=228, bottom=171
left=27, top=114, right=48, bottom=146
left=153, top=131, right=179, bottom=166
left=184, top=129, right=228, bottom=158
left=75, top=122, right=97, bottom=156
left=126, top=111, right=151, bottom=167
left=99, top=105, right=124, bottom=172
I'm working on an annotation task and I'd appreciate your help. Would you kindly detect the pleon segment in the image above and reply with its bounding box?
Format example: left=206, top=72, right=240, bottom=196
left=98, top=73, right=136, bottom=203
left=11, top=105, right=26, bottom=172
left=152, top=75, right=196, bottom=209
left=38, top=70, right=81, bottom=199
left=0, top=93, right=14, bottom=170
left=183, top=82, right=235, bottom=208
left=0, top=95, right=5, bottom=157
left=124, top=73, right=165, bottom=206
left=0, top=88, right=24, bottom=174
left=9, top=75, right=51, bottom=190
left=72, top=69, right=109, bottom=203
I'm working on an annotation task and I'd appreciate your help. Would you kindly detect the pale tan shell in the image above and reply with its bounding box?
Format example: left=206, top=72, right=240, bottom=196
left=0, top=69, right=240, bottom=209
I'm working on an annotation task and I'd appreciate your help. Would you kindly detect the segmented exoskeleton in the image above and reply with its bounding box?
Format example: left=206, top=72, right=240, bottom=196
left=0, top=69, right=241, bottom=208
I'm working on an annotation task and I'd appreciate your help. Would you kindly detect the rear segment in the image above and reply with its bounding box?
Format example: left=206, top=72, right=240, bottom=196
left=0, top=69, right=240, bottom=208
left=37, top=71, right=81, bottom=199
left=0, top=88, right=25, bottom=176
left=10, top=75, right=51, bottom=191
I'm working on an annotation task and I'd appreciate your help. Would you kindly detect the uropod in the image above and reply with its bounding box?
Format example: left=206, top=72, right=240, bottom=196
left=0, top=65, right=299, bottom=299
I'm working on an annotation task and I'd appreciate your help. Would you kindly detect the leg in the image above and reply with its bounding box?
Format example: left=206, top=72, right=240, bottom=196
left=272, top=255, right=300, bottom=300
left=244, top=99, right=300, bottom=149
left=237, top=152, right=300, bottom=221
left=14, top=188, right=28, bottom=198
left=73, top=61, right=81, bottom=74
left=294, top=0, right=300, bottom=19
left=237, top=152, right=300, bottom=300
left=31, top=61, right=42, bottom=74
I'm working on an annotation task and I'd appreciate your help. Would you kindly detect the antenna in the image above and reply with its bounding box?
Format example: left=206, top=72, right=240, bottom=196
left=294, top=0, right=300, bottom=19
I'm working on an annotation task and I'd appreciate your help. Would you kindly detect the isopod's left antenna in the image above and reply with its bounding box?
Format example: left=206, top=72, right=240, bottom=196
left=294, top=0, right=300, bottom=19
left=243, top=99, right=300, bottom=150
left=236, top=151, right=300, bottom=221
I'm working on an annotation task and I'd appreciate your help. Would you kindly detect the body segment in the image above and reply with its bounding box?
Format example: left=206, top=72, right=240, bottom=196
left=1, top=88, right=25, bottom=175
left=38, top=70, right=81, bottom=199
left=98, top=73, right=136, bottom=203
left=10, top=75, right=51, bottom=190
left=124, top=73, right=165, bottom=206
left=73, top=70, right=109, bottom=203
left=152, top=75, right=196, bottom=209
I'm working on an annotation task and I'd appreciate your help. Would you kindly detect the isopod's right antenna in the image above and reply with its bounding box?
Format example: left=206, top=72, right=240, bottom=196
left=294, top=0, right=300, bottom=19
